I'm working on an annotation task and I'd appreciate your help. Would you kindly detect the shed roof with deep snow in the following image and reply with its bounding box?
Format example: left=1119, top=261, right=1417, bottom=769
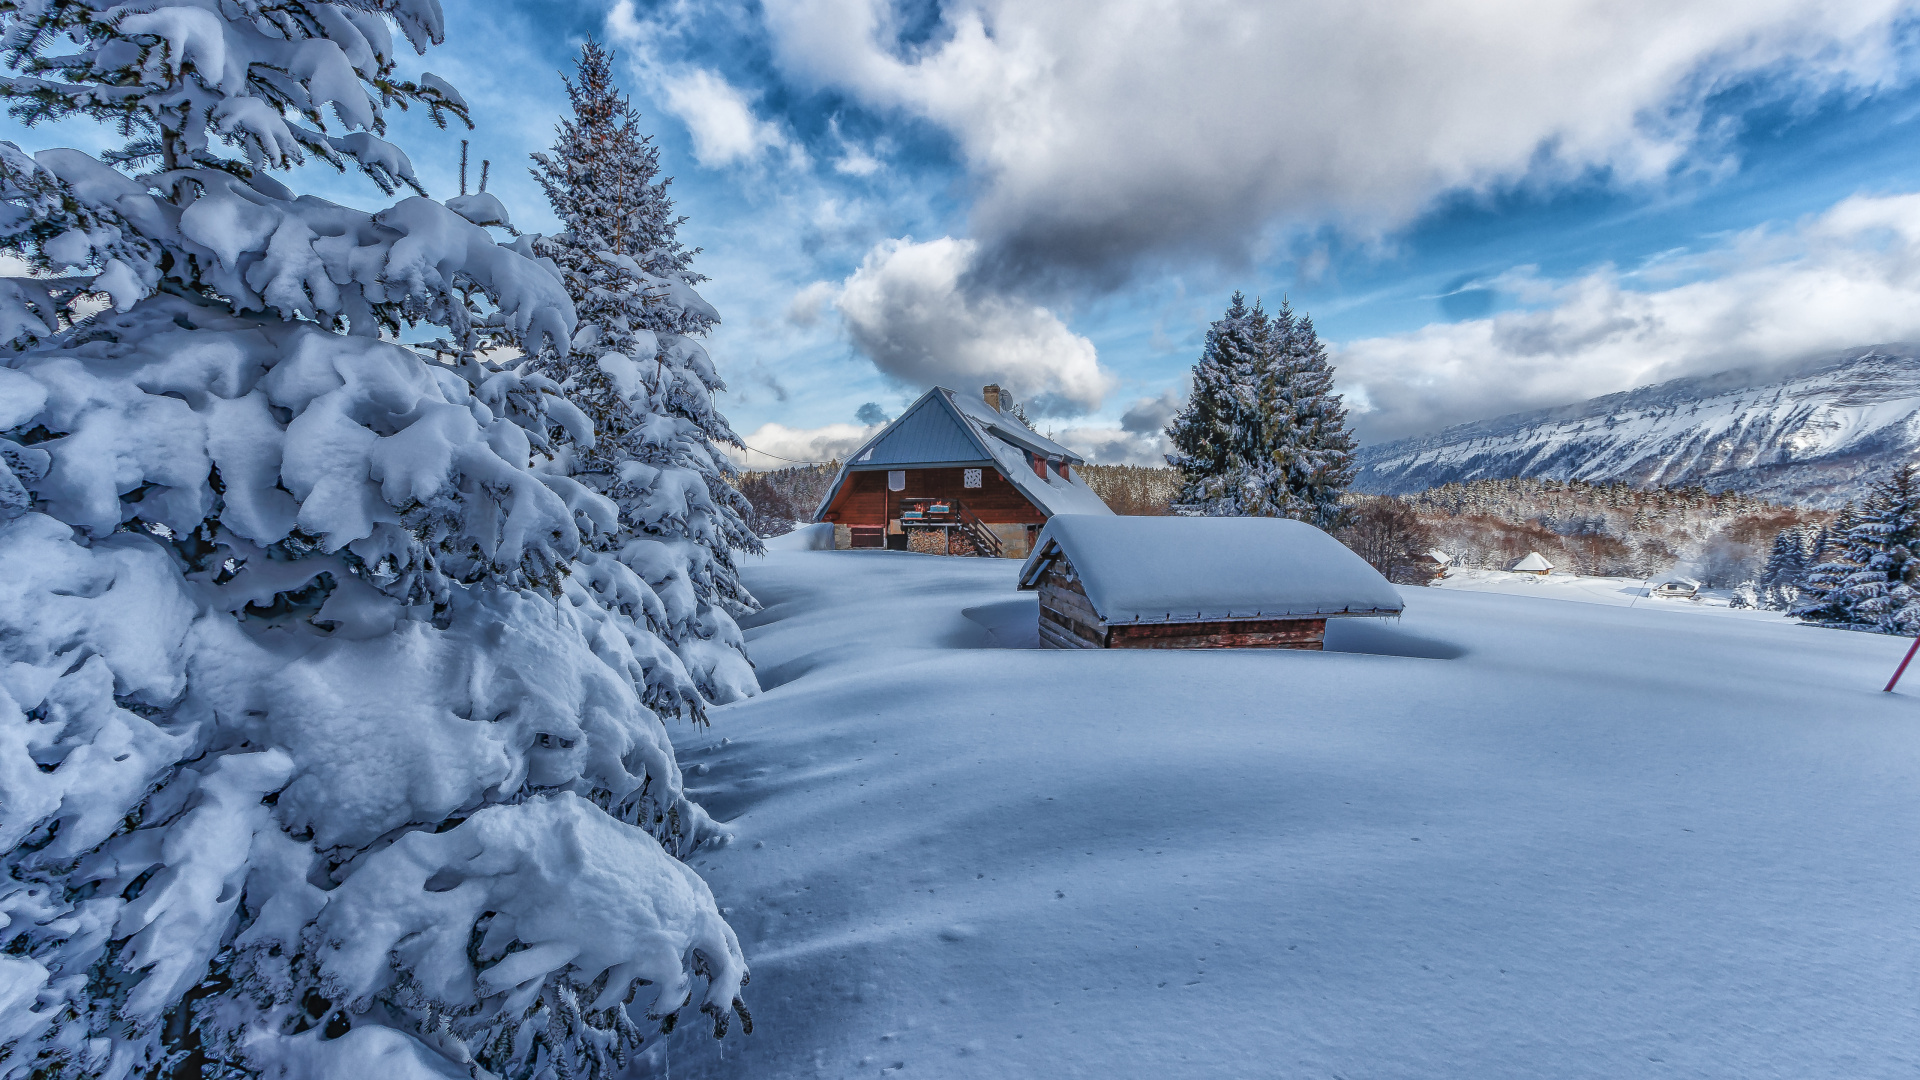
left=1511, top=552, right=1554, bottom=572
left=1017, top=515, right=1405, bottom=625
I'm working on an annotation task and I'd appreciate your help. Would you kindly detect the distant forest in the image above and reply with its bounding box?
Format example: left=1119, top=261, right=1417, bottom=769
left=734, top=464, right=1822, bottom=587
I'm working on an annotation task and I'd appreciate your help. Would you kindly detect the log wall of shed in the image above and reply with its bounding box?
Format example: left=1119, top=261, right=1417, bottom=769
left=821, top=467, right=1048, bottom=526
left=1037, top=567, right=1106, bottom=648
left=1034, top=555, right=1331, bottom=651
left=1108, top=618, right=1327, bottom=650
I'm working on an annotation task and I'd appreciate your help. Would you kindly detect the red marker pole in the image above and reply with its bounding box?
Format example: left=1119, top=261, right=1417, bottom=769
left=1885, top=637, right=1920, bottom=693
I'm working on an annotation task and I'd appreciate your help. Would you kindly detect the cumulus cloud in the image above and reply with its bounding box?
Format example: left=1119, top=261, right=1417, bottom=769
left=1051, top=424, right=1170, bottom=466
left=730, top=420, right=882, bottom=468
left=1336, top=190, right=1920, bottom=442
left=759, top=0, right=1914, bottom=285
left=659, top=68, right=795, bottom=168
left=785, top=280, right=838, bottom=327
left=833, top=236, right=1116, bottom=413
left=609, top=1, right=797, bottom=170
left=1120, top=389, right=1183, bottom=434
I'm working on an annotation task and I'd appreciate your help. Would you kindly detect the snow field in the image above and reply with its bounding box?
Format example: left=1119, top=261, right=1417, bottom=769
left=1433, top=567, right=1785, bottom=617
left=660, top=548, right=1919, bottom=1078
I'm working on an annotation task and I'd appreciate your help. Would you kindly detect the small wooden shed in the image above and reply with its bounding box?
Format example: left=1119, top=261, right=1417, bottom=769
left=1653, top=575, right=1700, bottom=598
left=1510, top=551, right=1554, bottom=576
left=1016, top=515, right=1406, bottom=650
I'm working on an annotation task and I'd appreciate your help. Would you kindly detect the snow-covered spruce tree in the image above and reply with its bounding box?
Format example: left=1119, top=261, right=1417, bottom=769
left=0, top=6, right=747, bottom=1079
left=1166, top=292, right=1269, bottom=514
left=1166, top=294, right=1356, bottom=529
left=526, top=40, right=759, bottom=707
left=1758, top=525, right=1812, bottom=610
left=1793, top=504, right=1863, bottom=626
left=1248, top=301, right=1357, bottom=530
left=1812, top=464, right=1920, bottom=633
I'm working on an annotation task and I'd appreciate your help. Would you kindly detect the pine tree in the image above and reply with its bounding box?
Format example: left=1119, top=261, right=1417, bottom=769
left=1820, top=464, right=1920, bottom=633
left=1165, top=293, right=1357, bottom=529
left=1248, top=302, right=1357, bottom=530
left=528, top=40, right=760, bottom=706
left=1793, top=505, right=1861, bottom=625
left=1166, top=292, right=1268, bottom=514
left=0, top=7, right=747, bottom=1078
left=1758, top=525, right=1811, bottom=610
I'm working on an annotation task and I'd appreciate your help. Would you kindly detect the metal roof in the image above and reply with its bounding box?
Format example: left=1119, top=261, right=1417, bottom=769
left=844, top=392, right=992, bottom=468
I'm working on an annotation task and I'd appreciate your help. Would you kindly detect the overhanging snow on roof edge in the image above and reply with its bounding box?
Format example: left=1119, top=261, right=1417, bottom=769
left=1018, top=515, right=1404, bottom=624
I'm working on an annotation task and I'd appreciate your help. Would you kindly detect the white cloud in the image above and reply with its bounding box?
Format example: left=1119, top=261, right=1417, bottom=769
left=730, top=420, right=882, bottom=469
left=659, top=68, right=792, bottom=168
left=833, top=236, right=1116, bottom=412
left=1336, top=190, right=1920, bottom=441
left=607, top=1, right=797, bottom=170
left=1051, top=424, right=1169, bottom=466
left=759, top=0, right=1915, bottom=281
left=785, top=280, right=838, bottom=327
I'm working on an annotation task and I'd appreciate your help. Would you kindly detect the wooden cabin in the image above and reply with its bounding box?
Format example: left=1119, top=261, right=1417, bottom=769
left=814, top=385, right=1114, bottom=558
left=1016, top=515, right=1406, bottom=650
left=1510, top=551, right=1554, bottom=576
left=1411, top=549, right=1453, bottom=583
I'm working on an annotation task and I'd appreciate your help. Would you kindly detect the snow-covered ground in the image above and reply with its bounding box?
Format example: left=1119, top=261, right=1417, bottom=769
left=656, top=545, right=1918, bottom=1078
left=1434, top=567, right=1779, bottom=617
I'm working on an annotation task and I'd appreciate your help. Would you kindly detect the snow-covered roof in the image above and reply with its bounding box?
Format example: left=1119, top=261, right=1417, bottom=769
left=1657, top=576, right=1701, bottom=589
left=1017, top=515, right=1405, bottom=624
left=1511, top=552, right=1554, bottom=572
left=1424, top=550, right=1454, bottom=566
left=813, top=387, right=1114, bottom=519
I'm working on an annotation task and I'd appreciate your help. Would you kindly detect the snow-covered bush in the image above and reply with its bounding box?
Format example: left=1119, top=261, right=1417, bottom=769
left=526, top=41, right=760, bottom=707
left=0, top=5, right=745, bottom=1078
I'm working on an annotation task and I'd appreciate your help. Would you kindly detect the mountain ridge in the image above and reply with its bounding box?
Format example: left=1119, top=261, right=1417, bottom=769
left=1351, top=344, right=1920, bottom=506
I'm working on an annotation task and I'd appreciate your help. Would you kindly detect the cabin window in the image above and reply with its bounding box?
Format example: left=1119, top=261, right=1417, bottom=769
left=963, top=468, right=982, bottom=488
left=887, top=470, right=905, bottom=491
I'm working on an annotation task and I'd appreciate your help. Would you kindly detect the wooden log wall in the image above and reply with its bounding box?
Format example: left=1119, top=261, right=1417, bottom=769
left=822, top=467, right=1047, bottom=527
left=1034, top=555, right=1330, bottom=650
left=1107, top=618, right=1327, bottom=650
left=1036, top=563, right=1106, bottom=648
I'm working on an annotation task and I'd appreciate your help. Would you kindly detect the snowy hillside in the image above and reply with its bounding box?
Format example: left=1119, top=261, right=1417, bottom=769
left=1354, top=345, right=1920, bottom=506
left=655, top=544, right=1917, bottom=1078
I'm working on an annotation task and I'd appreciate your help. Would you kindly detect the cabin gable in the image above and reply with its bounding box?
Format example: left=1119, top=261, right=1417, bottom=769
left=812, top=385, right=1114, bottom=556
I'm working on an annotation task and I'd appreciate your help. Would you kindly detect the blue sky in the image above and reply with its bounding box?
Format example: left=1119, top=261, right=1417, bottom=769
left=9, top=0, right=1920, bottom=465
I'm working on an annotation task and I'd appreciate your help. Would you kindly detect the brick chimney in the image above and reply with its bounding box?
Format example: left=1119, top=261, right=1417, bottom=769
left=982, top=384, right=1004, bottom=412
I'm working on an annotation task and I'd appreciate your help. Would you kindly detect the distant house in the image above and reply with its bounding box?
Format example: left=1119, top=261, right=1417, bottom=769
left=1653, top=576, right=1700, bottom=598
left=813, top=385, right=1113, bottom=558
left=1017, top=515, right=1405, bottom=650
left=1510, top=552, right=1554, bottom=576
left=1411, top=549, right=1453, bottom=583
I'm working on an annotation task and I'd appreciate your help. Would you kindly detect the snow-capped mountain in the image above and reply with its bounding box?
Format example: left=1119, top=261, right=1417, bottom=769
left=1353, top=345, right=1920, bottom=505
